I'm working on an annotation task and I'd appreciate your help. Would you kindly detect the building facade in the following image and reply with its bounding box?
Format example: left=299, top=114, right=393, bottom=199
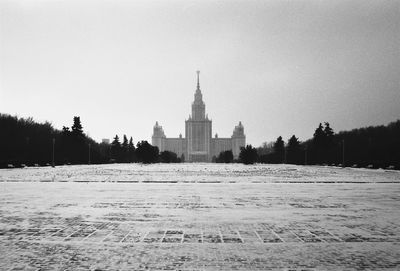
left=152, top=71, right=245, bottom=162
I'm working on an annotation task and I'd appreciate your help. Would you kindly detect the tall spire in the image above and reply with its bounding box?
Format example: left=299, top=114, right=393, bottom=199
left=196, top=70, right=200, bottom=89
left=192, top=70, right=205, bottom=120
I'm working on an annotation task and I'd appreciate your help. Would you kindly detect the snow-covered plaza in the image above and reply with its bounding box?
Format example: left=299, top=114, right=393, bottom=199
left=0, top=164, right=399, bottom=270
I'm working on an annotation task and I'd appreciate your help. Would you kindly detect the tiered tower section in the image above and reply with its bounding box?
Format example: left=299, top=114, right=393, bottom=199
left=151, top=71, right=245, bottom=162
left=151, top=121, right=166, bottom=151
left=185, top=71, right=212, bottom=162
left=231, top=121, right=246, bottom=158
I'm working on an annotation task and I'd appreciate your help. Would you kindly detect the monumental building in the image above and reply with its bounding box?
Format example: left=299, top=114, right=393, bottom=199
left=152, top=71, right=246, bottom=162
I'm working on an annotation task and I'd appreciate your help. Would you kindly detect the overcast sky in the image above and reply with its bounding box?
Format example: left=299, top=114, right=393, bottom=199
left=1, top=0, right=399, bottom=146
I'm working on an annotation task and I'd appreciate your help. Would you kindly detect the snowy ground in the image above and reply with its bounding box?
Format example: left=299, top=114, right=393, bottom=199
left=0, top=164, right=399, bottom=270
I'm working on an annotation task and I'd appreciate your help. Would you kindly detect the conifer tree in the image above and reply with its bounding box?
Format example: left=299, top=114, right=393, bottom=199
left=313, top=123, right=325, bottom=147
left=324, top=122, right=335, bottom=148
left=70, top=116, right=85, bottom=163
left=312, top=122, right=336, bottom=164
left=60, top=126, right=71, bottom=163
left=128, top=137, right=136, bottom=162
left=216, top=150, right=234, bottom=163
left=273, top=136, right=285, bottom=163
left=71, top=116, right=83, bottom=136
left=160, top=151, right=179, bottom=163
left=111, top=135, right=121, bottom=162
left=122, top=135, right=128, bottom=148
left=62, top=126, right=70, bottom=134
left=136, top=141, right=159, bottom=163
left=287, top=135, right=301, bottom=164
left=323, top=122, right=335, bottom=163
left=111, top=135, right=121, bottom=147
left=313, top=123, right=325, bottom=163
left=122, top=135, right=129, bottom=162
left=239, top=145, right=258, bottom=164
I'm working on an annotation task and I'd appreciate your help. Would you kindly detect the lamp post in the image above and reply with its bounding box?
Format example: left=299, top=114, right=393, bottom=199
left=304, top=145, right=307, bottom=165
left=88, top=143, right=91, bottom=165
left=342, top=139, right=345, bottom=167
left=25, top=137, right=30, bottom=165
left=52, top=138, right=55, bottom=167
left=283, top=145, right=287, bottom=164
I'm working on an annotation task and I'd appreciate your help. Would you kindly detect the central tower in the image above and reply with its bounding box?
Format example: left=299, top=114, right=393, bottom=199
left=192, top=71, right=206, bottom=120
left=185, top=71, right=212, bottom=162
left=152, top=71, right=246, bottom=162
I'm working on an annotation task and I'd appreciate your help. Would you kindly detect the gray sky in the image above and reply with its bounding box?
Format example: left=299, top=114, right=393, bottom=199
left=1, top=0, right=399, bottom=146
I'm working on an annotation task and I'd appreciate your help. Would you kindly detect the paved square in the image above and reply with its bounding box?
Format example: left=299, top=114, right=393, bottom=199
left=0, top=164, right=399, bottom=270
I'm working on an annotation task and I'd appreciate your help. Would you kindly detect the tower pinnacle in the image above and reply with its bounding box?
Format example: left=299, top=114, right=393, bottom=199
left=196, top=70, right=200, bottom=89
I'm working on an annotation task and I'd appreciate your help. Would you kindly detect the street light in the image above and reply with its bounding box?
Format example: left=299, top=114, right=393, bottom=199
left=284, top=147, right=287, bottom=164
left=88, top=143, right=91, bottom=165
left=342, top=139, right=345, bottom=167
left=304, top=145, right=308, bottom=165
left=52, top=138, right=55, bottom=167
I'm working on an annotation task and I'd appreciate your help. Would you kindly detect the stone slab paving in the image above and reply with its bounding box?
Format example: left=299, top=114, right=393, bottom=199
left=0, top=164, right=400, bottom=270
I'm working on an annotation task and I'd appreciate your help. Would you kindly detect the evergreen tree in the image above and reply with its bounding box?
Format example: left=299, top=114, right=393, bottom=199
left=70, top=116, right=85, bottom=163
left=273, top=136, right=285, bottom=163
left=323, top=122, right=335, bottom=148
left=313, top=123, right=326, bottom=164
left=324, top=122, right=334, bottom=138
left=111, top=135, right=121, bottom=162
left=0, top=113, right=107, bottom=167
left=312, top=122, right=336, bottom=164
left=287, top=135, right=302, bottom=164
left=62, top=126, right=70, bottom=134
left=60, top=126, right=71, bottom=163
left=313, top=123, right=325, bottom=147
left=71, top=116, right=84, bottom=136
left=122, top=135, right=129, bottom=162
left=128, top=137, right=136, bottom=162
left=323, top=122, right=336, bottom=163
left=136, top=141, right=159, bottom=163
left=111, top=135, right=121, bottom=147
left=216, top=150, right=234, bottom=163
left=239, top=145, right=258, bottom=164
left=122, top=135, right=128, bottom=148
left=160, top=151, right=179, bottom=163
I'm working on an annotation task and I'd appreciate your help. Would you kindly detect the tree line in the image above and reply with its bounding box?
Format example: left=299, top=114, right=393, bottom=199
left=246, top=120, right=399, bottom=168
left=108, top=136, right=181, bottom=164
left=0, top=114, right=181, bottom=168
left=1, top=113, right=398, bottom=168
left=0, top=114, right=101, bottom=167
